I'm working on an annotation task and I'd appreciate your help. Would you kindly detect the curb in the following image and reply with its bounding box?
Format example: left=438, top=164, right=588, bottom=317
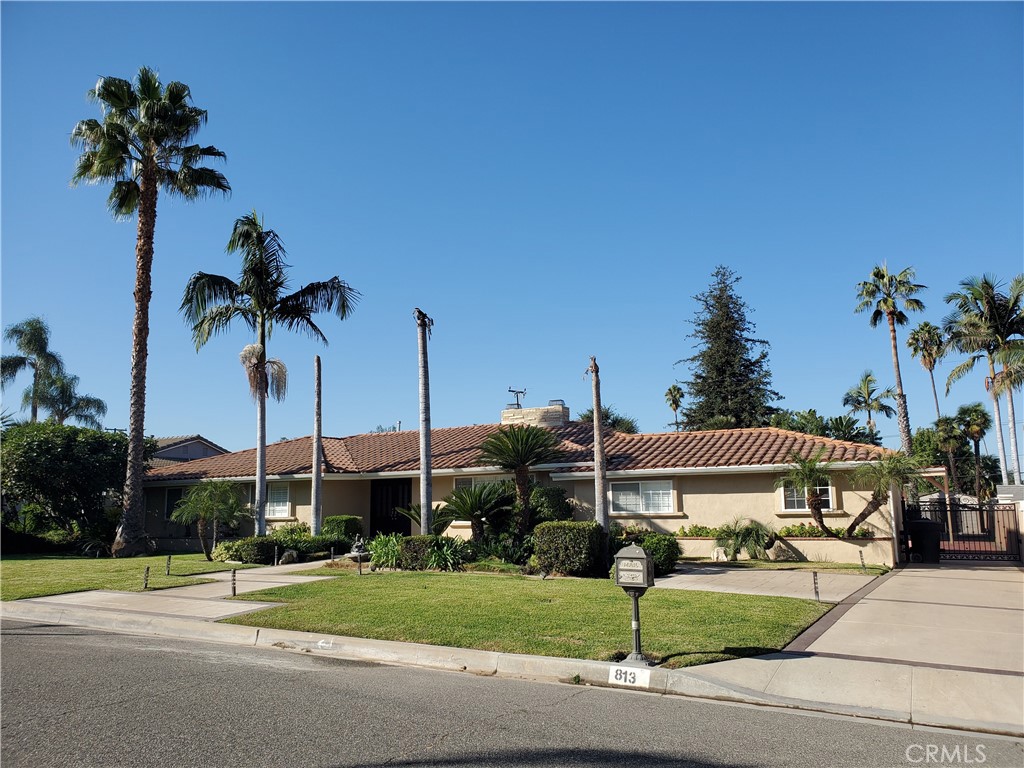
left=3, top=600, right=1020, bottom=739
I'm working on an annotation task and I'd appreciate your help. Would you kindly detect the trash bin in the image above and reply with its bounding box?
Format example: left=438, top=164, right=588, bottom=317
left=908, top=518, right=942, bottom=563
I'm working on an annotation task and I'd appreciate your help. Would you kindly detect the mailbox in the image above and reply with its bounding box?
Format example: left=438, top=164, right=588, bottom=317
left=614, top=544, right=654, bottom=590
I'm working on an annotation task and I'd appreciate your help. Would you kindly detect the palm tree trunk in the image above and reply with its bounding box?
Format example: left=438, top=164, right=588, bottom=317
left=112, top=164, right=158, bottom=558
left=928, top=369, right=941, bottom=422
left=973, top=439, right=983, bottom=500
left=415, top=309, right=433, bottom=535
left=197, top=517, right=211, bottom=561
left=1002, top=364, right=1020, bottom=484
left=255, top=324, right=268, bottom=537
left=311, top=355, right=323, bottom=535
left=30, top=363, right=39, bottom=423
left=887, top=314, right=913, bottom=453
left=987, top=356, right=1010, bottom=485
left=845, top=493, right=884, bottom=537
left=947, top=450, right=963, bottom=496
left=589, top=357, right=608, bottom=534
left=514, top=467, right=531, bottom=537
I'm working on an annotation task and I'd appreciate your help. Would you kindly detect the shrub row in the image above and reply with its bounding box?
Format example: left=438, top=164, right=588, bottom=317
left=777, top=523, right=874, bottom=539
left=534, top=521, right=605, bottom=576
left=611, top=524, right=682, bottom=576
left=365, top=533, right=472, bottom=572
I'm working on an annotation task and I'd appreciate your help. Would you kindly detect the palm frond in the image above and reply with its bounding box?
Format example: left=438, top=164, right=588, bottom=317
left=277, top=278, right=361, bottom=321
left=1, top=355, right=28, bottom=387
left=266, top=358, right=288, bottom=402
left=190, top=303, right=253, bottom=349
left=180, top=272, right=241, bottom=326
left=945, top=356, right=981, bottom=394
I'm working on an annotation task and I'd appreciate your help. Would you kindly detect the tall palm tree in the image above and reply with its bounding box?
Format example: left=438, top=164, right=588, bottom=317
left=665, top=384, right=684, bottom=432
left=944, top=274, right=1024, bottom=484
left=182, top=212, right=359, bottom=535
left=842, top=370, right=896, bottom=433
left=36, top=372, right=107, bottom=429
left=71, top=68, right=230, bottom=557
left=414, top=308, right=434, bottom=536
left=907, top=321, right=947, bottom=421
left=776, top=449, right=837, bottom=537
left=587, top=357, right=608, bottom=537
left=847, top=453, right=920, bottom=537
left=955, top=403, right=992, bottom=500
left=478, top=424, right=564, bottom=538
left=1, top=316, right=64, bottom=422
left=855, top=264, right=926, bottom=453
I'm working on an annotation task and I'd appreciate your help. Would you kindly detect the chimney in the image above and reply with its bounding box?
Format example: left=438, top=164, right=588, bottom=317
left=501, top=399, right=570, bottom=427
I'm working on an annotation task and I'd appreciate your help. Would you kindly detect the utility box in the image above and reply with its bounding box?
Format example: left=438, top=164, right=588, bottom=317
left=614, top=544, right=654, bottom=590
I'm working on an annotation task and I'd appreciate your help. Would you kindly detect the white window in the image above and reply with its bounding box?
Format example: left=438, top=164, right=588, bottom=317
left=454, top=475, right=511, bottom=490
left=782, top=481, right=832, bottom=511
left=267, top=484, right=290, bottom=518
left=611, top=480, right=673, bottom=514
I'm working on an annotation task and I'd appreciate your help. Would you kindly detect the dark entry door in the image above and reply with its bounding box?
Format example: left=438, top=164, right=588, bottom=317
left=369, top=479, right=412, bottom=536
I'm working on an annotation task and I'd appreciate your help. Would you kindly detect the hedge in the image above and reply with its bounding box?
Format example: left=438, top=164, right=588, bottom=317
left=322, top=515, right=364, bottom=540
left=399, top=535, right=435, bottom=571
left=533, top=521, right=604, bottom=576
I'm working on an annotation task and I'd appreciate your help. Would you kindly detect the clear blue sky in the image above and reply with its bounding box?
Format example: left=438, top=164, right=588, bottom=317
left=2, top=2, right=1022, bottom=458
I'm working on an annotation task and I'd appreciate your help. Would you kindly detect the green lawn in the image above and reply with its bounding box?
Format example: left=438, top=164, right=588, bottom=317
left=0, top=554, right=260, bottom=601
left=224, top=568, right=830, bottom=668
left=679, top=557, right=890, bottom=576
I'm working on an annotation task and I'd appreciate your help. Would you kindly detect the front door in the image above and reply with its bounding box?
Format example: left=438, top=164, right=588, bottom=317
left=369, top=479, right=412, bottom=536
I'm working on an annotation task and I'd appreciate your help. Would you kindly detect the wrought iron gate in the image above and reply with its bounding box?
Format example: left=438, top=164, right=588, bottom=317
left=904, top=500, right=1021, bottom=561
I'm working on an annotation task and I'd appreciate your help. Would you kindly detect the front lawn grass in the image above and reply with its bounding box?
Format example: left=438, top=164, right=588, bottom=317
left=223, top=569, right=829, bottom=668
left=0, top=554, right=260, bottom=601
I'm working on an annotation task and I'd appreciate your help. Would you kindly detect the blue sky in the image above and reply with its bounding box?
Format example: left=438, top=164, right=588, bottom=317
left=2, top=2, right=1021, bottom=458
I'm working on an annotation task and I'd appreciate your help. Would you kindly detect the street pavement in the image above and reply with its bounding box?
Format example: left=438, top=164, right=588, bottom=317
left=2, top=560, right=1021, bottom=738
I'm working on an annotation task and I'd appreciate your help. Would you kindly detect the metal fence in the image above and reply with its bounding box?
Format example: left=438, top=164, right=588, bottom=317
left=904, top=500, right=1021, bottom=561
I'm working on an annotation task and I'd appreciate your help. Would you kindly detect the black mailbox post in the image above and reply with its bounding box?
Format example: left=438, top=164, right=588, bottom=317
left=614, top=544, right=656, bottom=667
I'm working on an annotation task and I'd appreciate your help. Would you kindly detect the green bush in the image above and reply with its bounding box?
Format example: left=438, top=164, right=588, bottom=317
left=0, top=527, right=69, bottom=555
left=211, top=540, right=238, bottom=561
left=322, top=515, right=364, bottom=540
left=634, top=533, right=681, bottom=576
left=529, top=485, right=575, bottom=526
left=227, top=536, right=277, bottom=564
left=534, top=521, right=604, bottom=576
left=399, top=535, right=435, bottom=571
left=269, top=522, right=312, bottom=550
left=427, top=536, right=473, bottom=572
left=678, top=524, right=721, bottom=538
left=307, top=534, right=352, bottom=557
left=778, top=523, right=873, bottom=539
left=368, top=532, right=402, bottom=569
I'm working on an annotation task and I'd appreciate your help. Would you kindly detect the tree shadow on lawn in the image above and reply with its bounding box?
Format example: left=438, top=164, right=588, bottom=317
left=655, top=646, right=782, bottom=666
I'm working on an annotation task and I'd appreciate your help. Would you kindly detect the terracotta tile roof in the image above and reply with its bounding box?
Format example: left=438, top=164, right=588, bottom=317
left=144, top=425, right=888, bottom=483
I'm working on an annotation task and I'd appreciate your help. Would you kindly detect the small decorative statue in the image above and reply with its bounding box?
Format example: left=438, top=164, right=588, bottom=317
left=352, top=534, right=367, bottom=554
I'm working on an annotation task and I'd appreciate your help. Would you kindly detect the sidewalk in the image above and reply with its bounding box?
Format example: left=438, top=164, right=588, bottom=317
left=2, top=560, right=1021, bottom=737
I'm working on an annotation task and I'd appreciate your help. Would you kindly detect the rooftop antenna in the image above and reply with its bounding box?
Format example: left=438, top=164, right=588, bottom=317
left=508, top=387, right=527, bottom=407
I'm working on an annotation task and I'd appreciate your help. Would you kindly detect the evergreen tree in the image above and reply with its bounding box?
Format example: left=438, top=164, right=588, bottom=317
left=678, top=266, right=781, bottom=429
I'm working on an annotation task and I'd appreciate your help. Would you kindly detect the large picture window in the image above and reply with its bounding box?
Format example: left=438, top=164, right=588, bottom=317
left=782, top=481, right=832, bottom=511
left=611, top=480, right=673, bottom=514
left=454, top=475, right=510, bottom=491
left=267, top=483, right=290, bottom=518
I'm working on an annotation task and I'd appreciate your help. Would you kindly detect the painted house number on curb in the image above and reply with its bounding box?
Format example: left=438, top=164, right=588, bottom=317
left=608, top=667, right=651, bottom=688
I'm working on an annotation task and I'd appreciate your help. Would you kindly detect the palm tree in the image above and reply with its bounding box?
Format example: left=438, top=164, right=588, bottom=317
left=1, top=317, right=64, bottom=422
left=414, top=308, right=434, bottom=536
left=182, top=211, right=359, bottom=536
left=71, top=68, right=230, bottom=557
left=311, top=355, right=323, bottom=535
left=855, top=264, right=926, bottom=452
left=665, top=385, right=684, bottom=432
left=825, top=415, right=878, bottom=445
left=944, top=274, right=1024, bottom=484
left=776, top=449, right=837, bottom=537
left=587, top=356, right=609, bottom=539
left=847, top=453, right=920, bottom=537
left=907, top=321, right=947, bottom=421
left=169, top=480, right=251, bottom=560
left=842, top=371, right=896, bottom=433
left=934, top=415, right=965, bottom=496
left=955, top=403, right=992, bottom=500
left=440, top=483, right=513, bottom=542
left=478, top=424, right=564, bottom=538
left=36, top=372, right=107, bottom=429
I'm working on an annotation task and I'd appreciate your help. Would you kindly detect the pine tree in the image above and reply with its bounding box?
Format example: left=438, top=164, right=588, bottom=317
left=678, top=266, right=781, bottom=429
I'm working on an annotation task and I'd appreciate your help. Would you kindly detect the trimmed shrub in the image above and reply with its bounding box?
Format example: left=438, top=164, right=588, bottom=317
left=534, top=521, right=604, bottom=576
left=228, top=536, right=277, bottom=564
left=368, top=532, right=402, bottom=569
left=677, top=524, right=721, bottom=538
left=306, top=534, right=352, bottom=557
left=211, top=540, right=238, bottom=561
left=778, top=523, right=874, bottom=539
left=322, top=515, right=363, bottom=540
left=269, top=522, right=311, bottom=551
left=400, top=535, right=435, bottom=571
left=633, top=533, right=681, bottom=576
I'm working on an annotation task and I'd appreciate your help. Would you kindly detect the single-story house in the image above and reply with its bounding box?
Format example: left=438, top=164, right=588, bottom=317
left=143, top=402, right=899, bottom=564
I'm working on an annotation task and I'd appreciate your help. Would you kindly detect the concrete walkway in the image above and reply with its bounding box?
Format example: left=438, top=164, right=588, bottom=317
left=656, top=564, right=876, bottom=601
left=3, top=560, right=1022, bottom=737
left=692, top=563, right=1024, bottom=736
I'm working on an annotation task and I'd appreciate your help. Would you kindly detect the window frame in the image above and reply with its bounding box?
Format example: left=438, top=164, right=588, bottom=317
left=780, top=480, right=833, bottom=512
left=266, top=483, right=291, bottom=519
left=610, top=479, right=674, bottom=515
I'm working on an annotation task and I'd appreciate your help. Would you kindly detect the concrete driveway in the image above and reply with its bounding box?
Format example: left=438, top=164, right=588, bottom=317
left=655, top=563, right=876, bottom=602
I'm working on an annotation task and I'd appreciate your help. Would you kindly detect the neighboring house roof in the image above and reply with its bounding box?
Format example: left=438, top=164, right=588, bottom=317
left=153, top=434, right=230, bottom=454
left=144, top=425, right=889, bottom=483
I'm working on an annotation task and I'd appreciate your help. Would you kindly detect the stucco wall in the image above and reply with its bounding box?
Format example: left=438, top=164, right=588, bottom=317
left=678, top=536, right=895, bottom=566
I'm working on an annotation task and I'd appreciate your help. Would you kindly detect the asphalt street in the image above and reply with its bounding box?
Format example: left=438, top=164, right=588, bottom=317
left=1, top=618, right=1021, bottom=768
